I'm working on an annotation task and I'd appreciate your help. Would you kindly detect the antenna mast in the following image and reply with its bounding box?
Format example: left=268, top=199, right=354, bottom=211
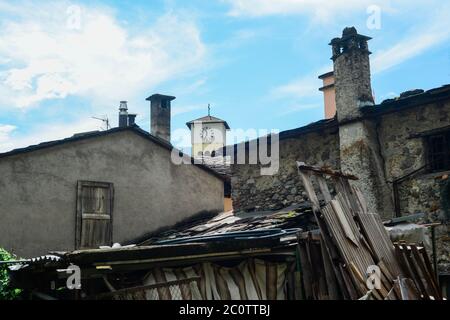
left=92, top=116, right=110, bottom=130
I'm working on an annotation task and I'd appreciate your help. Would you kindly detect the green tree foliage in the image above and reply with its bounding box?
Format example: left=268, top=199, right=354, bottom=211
left=0, top=248, right=22, bottom=300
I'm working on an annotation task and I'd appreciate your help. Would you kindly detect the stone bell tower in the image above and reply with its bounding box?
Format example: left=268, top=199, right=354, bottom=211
left=332, top=27, right=394, bottom=218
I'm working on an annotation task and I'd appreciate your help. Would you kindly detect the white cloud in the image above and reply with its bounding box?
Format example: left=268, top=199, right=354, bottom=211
left=223, top=0, right=395, bottom=22
left=271, top=2, right=450, bottom=104
left=272, top=77, right=319, bottom=99
left=0, top=1, right=207, bottom=109
left=0, top=124, right=16, bottom=152
left=271, top=65, right=331, bottom=100
left=0, top=118, right=103, bottom=153
left=372, top=6, right=450, bottom=74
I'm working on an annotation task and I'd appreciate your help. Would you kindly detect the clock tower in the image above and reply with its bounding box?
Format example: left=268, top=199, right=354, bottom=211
left=186, top=110, right=230, bottom=160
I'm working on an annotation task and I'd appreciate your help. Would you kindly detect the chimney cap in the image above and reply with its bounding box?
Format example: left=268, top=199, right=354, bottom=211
left=342, top=26, right=357, bottom=37
left=318, top=71, right=334, bottom=80
left=146, top=94, right=176, bottom=102
left=119, top=101, right=128, bottom=111
left=328, top=26, right=372, bottom=45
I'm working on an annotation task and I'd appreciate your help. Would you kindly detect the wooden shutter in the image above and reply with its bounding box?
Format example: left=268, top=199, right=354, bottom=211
left=76, top=181, right=114, bottom=249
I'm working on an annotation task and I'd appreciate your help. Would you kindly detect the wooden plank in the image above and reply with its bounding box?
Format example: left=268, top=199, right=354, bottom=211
left=320, top=237, right=340, bottom=300
left=297, top=162, right=358, bottom=180
left=402, top=245, right=428, bottom=299
left=330, top=199, right=359, bottom=247
left=385, top=286, right=397, bottom=300
left=297, top=242, right=313, bottom=300
left=298, top=170, right=320, bottom=211
left=309, top=241, right=328, bottom=299
left=298, top=169, right=351, bottom=299
left=377, top=261, right=395, bottom=295
left=358, top=212, right=401, bottom=277
left=339, top=264, right=360, bottom=300
left=321, top=199, right=375, bottom=298
left=324, top=195, right=374, bottom=277
left=349, top=262, right=369, bottom=295
left=378, top=260, right=395, bottom=283
left=75, top=181, right=83, bottom=250
left=418, top=246, right=439, bottom=291
left=394, top=244, right=414, bottom=279
left=411, top=245, right=441, bottom=299
left=316, top=175, right=332, bottom=203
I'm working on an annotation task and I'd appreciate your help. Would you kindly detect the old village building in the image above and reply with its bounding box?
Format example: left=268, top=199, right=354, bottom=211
left=227, top=27, right=450, bottom=272
left=1, top=27, right=449, bottom=300
left=0, top=94, right=226, bottom=258
left=229, top=27, right=450, bottom=218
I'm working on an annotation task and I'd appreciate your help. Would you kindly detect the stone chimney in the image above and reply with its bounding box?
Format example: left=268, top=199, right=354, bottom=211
left=146, top=94, right=176, bottom=142
left=331, top=27, right=374, bottom=122
left=319, top=71, right=336, bottom=119
left=331, top=27, right=394, bottom=219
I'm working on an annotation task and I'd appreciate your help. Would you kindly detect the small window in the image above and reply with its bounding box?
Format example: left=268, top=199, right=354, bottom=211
left=427, top=131, right=450, bottom=172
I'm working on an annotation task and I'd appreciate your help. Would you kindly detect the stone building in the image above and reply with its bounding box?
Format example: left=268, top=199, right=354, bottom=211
left=228, top=28, right=450, bottom=273
left=230, top=27, right=450, bottom=218
left=0, top=95, right=225, bottom=258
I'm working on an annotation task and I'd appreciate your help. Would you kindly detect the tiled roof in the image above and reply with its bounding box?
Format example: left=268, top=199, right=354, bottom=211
left=186, top=115, right=230, bottom=130
left=0, top=125, right=226, bottom=181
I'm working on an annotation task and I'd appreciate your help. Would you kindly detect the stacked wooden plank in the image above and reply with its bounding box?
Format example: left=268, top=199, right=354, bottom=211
left=296, top=235, right=340, bottom=300
left=394, top=243, right=442, bottom=299
left=297, top=162, right=442, bottom=300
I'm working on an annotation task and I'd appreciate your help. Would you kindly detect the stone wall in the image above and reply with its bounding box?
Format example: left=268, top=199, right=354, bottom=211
left=230, top=98, right=450, bottom=272
left=230, top=100, right=450, bottom=218
left=378, top=100, right=450, bottom=217
left=377, top=100, right=450, bottom=272
left=231, top=127, right=340, bottom=212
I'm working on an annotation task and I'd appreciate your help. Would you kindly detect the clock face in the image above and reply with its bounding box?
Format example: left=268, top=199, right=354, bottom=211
left=200, top=127, right=215, bottom=143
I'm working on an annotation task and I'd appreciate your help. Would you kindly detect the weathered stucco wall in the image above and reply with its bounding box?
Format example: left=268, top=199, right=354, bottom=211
left=0, top=131, right=224, bottom=258
left=231, top=128, right=340, bottom=212
left=339, top=120, right=395, bottom=219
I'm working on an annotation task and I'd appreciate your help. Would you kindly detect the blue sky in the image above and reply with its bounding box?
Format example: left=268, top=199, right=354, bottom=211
left=0, top=0, right=449, bottom=153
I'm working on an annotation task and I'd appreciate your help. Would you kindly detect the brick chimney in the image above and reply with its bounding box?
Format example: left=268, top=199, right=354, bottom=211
left=319, top=71, right=336, bottom=119
left=331, top=27, right=374, bottom=122
left=146, top=94, right=176, bottom=142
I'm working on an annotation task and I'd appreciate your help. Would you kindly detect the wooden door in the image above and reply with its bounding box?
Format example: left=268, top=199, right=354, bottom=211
left=76, top=181, right=114, bottom=249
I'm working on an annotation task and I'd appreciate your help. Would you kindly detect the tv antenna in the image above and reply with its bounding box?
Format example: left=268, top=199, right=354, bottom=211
left=92, top=116, right=110, bottom=130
